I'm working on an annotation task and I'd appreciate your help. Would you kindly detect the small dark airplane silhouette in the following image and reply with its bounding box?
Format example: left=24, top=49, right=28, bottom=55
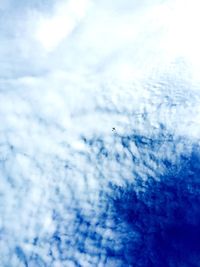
left=112, top=127, right=116, bottom=131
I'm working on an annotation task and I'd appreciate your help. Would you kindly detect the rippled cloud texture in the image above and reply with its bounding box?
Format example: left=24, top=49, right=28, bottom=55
left=0, top=0, right=200, bottom=266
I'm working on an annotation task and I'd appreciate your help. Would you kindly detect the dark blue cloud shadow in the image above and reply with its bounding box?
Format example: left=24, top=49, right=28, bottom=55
left=12, top=135, right=200, bottom=267
left=107, top=144, right=200, bottom=267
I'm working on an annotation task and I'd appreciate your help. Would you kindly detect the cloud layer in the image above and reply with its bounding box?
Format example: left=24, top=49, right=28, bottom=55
left=0, top=0, right=200, bottom=266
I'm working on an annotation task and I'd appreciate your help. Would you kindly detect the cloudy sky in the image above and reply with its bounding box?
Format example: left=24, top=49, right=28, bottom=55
left=0, top=0, right=200, bottom=266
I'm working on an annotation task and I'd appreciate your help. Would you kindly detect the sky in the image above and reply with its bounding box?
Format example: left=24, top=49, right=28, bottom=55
left=0, top=0, right=200, bottom=266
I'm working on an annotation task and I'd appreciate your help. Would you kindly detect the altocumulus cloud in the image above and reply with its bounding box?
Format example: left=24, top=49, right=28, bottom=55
left=0, top=0, right=200, bottom=266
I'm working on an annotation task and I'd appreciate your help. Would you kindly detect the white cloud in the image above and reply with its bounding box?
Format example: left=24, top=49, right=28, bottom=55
left=0, top=0, right=200, bottom=266
left=35, top=0, right=91, bottom=52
